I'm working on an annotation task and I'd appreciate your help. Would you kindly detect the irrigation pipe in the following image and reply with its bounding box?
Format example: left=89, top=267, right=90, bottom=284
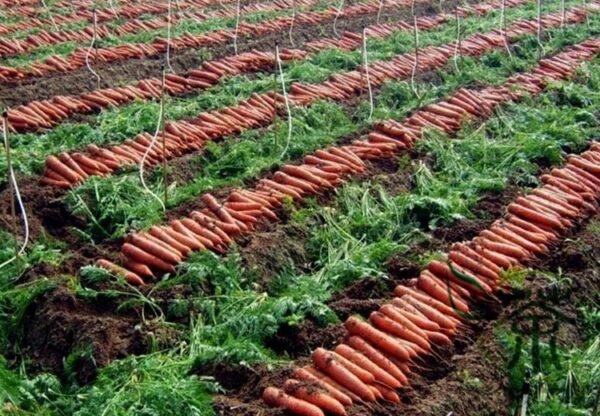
left=501, top=0, right=513, bottom=58
left=411, top=13, right=421, bottom=98
left=362, top=28, right=374, bottom=120
left=166, top=0, right=175, bottom=73
left=333, top=0, right=344, bottom=37
left=41, top=0, right=59, bottom=32
left=376, top=0, right=384, bottom=24
left=276, top=45, right=293, bottom=159
left=234, top=0, right=241, bottom=55
left=84, top=9, right=101, bottom=88
left=289, top=0, right=296, bottom=47
left=0, top=112, right=29, bottom=271
left=453, top=9, right=461, bottom=73
left=139, top=71, right=167, bottom=212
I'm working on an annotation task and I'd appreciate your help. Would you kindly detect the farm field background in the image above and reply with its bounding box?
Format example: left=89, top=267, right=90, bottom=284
left=0, top=0, right=599, bottom=415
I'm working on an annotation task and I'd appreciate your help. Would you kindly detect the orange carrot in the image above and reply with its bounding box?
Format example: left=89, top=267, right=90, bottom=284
left=302, top=367, right=361, bottom=403
left=344, top=316, right=411, bottom=362
left=96, top=259, right=144, bottom=285
left=129, top=234, right=181, bottom=265
left=417, top=273, right=470, bottom=313
left=334, top=344, right=401, bottom=389
left=346, top=336, right=408, bottom=385
left=393, top=286, right=462, bottom=320
left=374, top=384, right=400, bottom=403
left=262, top=387, right=325, bottom=416
left=121, top=243, right=176, bottom=273
left=293, top=368, right=353, bottom=406
left=389, top=299, right=441, bottom=332
left=369, top=311, right=431, bottom=351
left=283, top=379, right=347, bottom=416
left=312, top=348, right=376, bottom=401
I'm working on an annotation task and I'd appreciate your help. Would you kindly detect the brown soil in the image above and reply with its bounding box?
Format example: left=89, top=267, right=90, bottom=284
left=0, top=0, right=455, bottom=108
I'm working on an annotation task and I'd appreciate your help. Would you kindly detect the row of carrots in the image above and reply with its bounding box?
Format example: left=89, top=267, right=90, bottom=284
left=0, top=0, right=237, bottom=28
left=10, top=48, right=306, bottom=134
left=0, top=0, right=320, bottom=59
left=0, top=0, right=417, bottom=82
left=38, top=2, right=595, bottom=191
left=259, top=41, right=600, bottom=416
left=94, top=38, right=600, bottom=288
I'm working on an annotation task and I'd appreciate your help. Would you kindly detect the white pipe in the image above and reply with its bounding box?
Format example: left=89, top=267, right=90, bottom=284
left=276, top=46, right=293, bottom=159
left=139, top=74, right=167, bottom=212
left=233, top=0, right=241, bottom=54
left=84, top=9, right=101, bottom=88
left=362, top=28, right=374, bottom=121
left=0, top=114, right=29, bottom=271
left=289, top=0, right=296, bottom=47
left=333, top=0, right=344, bottom=38
left=166, top=0, right=175, bottom=73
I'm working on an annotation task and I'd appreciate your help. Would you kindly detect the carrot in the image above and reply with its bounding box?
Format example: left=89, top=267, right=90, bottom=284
left=505, top=215, right=557, bottom=239
left=447, top=250, right=499, bottom=284
left=201, top=194, right=236, bottom=224
left=293, top=368, right=353, bottom=406
left=473, top=243, right=517, bottom=269
left=262, top=387, right=325, bottom=416
left=496, top=222, right=551, bottom=246
left=344, top=316, right=410, bottom=361
left=121, top=243, right=176, bottom=273
left=312, top=348, right=376, bottom=401
left=334, top=344, right=401, bottom=389
left=129, top=234, right=181, bottom=264
left=40, top=176, right=72, bottom=189
left=180, top=218, right=225, bottom=247
left=345, top=336, right=408, bottom=385
left=428, top=260, right=491, bottom=296
left=388, top=299, right=441, bottom=332
left=330, top=351, right=376, bottom=385
left=369, top=311, right=431, bottom=351
left=148, top=226, right=192, bottom=256
left=282, top=165, right=332, bottom=188
left=96, top=259, right=144, bottom=285
left=374, top=384, right=400, bottom=403
left=302, top=367, right=361, bottom=403
left=393, top=286, right=462, bottom=321
left=171, top=220, right=216, bottom=251
left=379, top=304, right=431, bottom=343
left=489, top=226, right=546, bottom=254
left=46, top=155, right=81, bottom=184
left=224, top=201, right=263, bottom=211
left=417, top=273, right=470, bottom=313
left=123, top=259, right=154, bottom=278
left=422, top=329, right=453, bottom=345
left=274, top=171, right=319, bottom=194
left=475, top=234, right=529, bottom=260
left=258, top=178, right=304, bottom=200
left=283, top=379, right=347, bottom=416
left=58, top=152, right=88, bottom=179
left=164, top=225, right=205, bottom=251
left=424, top=269, right=471, bottom=300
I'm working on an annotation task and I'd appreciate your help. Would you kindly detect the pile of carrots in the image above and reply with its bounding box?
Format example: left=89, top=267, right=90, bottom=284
left=38, top=2, right=596, bottom=190
left=0, top=0, right=418, bottom=83
left=93, top=39, right=600, bottom=286
left=0, top=0, right=319, bottom=59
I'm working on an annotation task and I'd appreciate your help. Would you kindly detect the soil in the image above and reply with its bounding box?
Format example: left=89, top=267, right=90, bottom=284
left=0, top=0, right=459, bottom=108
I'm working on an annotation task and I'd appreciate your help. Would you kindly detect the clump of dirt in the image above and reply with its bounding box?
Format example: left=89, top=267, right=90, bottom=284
left=238, top=223, right=312, bottom=287
left=21, top=285, right=164, bottom=385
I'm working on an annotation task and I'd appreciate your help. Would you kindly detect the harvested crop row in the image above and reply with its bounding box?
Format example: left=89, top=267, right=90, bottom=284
left=37, top=3, right=597, bottom=191
left=0, top=0, right=418, bottom=82
left=0, top=0, right=319, bottom=59
left=93, top=38, right=600, bottom=285
left=260, top=136, right=600, bottom=416
left=5, top=0, right=511, bottom=133
left=0, top=0, right=239, bottom=28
